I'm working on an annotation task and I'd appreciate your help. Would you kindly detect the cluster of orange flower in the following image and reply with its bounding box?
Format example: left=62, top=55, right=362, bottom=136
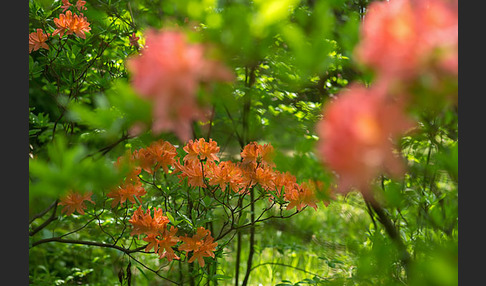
left=58, top=138, right=327, bottom=264
left=61, top=0, right=87, bottom=12
left=177, top=139, right=326, bottom=211
left=52, top=10, right=91, bottom=39
left=129, top=206, right=179, bottom=262
left=106, top=151, right=145, bottom=208
left=105, top=140, right=179, bottom=208
left=112, top=138, right=325, bottom=211
left=129, top=206, right=217, bottom=266
left=29, top=0, right=90, bottom=53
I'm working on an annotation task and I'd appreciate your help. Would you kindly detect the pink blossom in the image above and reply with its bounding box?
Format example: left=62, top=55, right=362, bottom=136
left=316, top=84, right=415, bottom=197
left=415, top=0, right=458, bottom=76
left=355, top=0, right=458, bottom=81
left=127, top=29, right=234, bottom=142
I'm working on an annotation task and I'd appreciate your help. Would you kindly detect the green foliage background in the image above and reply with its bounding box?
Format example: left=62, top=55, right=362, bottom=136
left=29, top=0, right=457, bottom=285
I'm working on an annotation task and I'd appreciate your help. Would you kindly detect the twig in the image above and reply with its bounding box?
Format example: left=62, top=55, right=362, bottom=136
left=250, top=262, right=325, bottom=280
left=29, top=200, right=59, bottom=236
left=365, top=197, right=411, bottom=281
left=29, top=200, right=58, bottom=224
left=31, top=237, right=145, bottom=254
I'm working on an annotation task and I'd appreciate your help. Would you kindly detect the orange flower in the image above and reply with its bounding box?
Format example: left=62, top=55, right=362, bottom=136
left=132, top=148, right=155, bottom=174
left=58, top=190, right=95, bottom=216
left=126, top=29, right=234, bottom=141
left=183, top=138, right=220, bottom=164
left=253, top=166, right=276, bottom=191
left=158, top=226, right=181, bottom=261
left=150, top=140, right=178, bottom=173
left=316, top=84, right=414, bottom=197
left=114, top=152, right=142, bottom=184
left=241, top=142, right=275, bottom=168
left=29, top=29, right=49, bottom=53
left=240, top=142, right=258, bottom=165
left=133, top=140, right=177, bottom=174
left=52, top=10, right=91, bottom=39
left=173, top=160, right=206, bottom=188
left=239, top=142, right=276, bottom=193
left=107, top=181, right=146, bottom=207
left=143, top=226, right=181, bottom=261
left=60, top=0, right=72, bottom=12
left=273, top=171, right=298, bottom=199
left=129, top=206, right=170, bottom=237
left=178, top=227, right=218, bottom=267
left=143, top=234, right=160, bottom=253
left=75, top=0, right=87, bottom=11
left=206, top=160, right=244, bottom=193
left=285, top=180, right=319, bottom=212
left=260, top=143, right=275, bottom=167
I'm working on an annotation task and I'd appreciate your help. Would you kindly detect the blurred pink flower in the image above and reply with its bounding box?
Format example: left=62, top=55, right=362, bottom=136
left=355, top=0, right=458, bottom=81
left=127, top=29, right=234, bottom=142
left=416, top=0, right=458, bottom=75
left=316, top=84, right=415, bottom=197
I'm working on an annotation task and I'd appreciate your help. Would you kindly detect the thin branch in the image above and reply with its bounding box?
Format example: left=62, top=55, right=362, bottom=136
left=60, top=214, right=99, bottom=239
left=250, top=262, right=325, bottom=280
left=29, top=200, right=58, bottom=224
left=125, top=252, right=181, bottom=285
left=31, top=237, right=179, bottom=284
left=29, top=200, right=59, bottom=236
left=241, top=186, right=256, bottom=286
left=366, top=197, right=411, bottom=281
left=31, top=237, right=145, bottom=254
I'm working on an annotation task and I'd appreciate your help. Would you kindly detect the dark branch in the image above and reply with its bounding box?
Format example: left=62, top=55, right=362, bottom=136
left=29, top=200, right=59, bottom=236
left=31, top=237, right=146, bottom=254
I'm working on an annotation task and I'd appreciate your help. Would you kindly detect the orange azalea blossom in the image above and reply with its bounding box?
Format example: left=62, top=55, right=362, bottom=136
left=107, top=181, right=146, bottom=207
left=143, top=226, right=180, bottom=261
left=183, top=138, right=220, bottom=164
left=129, top=206, right=170, bottom=237
left=126, top=29, right=234, bottom=141
left=285, top=180, right=319, bottom=211
left=156, top=226, right=181, bottom=261
left=29, top=29, right=50, bottom=53
left=133, top=140, right=177, bottom=174
left=75, top=0, right=87, bottom=11
left=178, top=227, right=218, bottom=267
left=60, top=0, right=72, bottom=12
left=132, top=148, right=156, bottom=174
left=143, top=234, right=161, bottom=253
left=206, top=160, right=245, bottom=193
left=272, top=170, right=298, bottom=199
left=114, top=152, right=142, bottom=184
left=316, top=84, right=415, bottom=197
left=52, top=10, right=91, bottom=39
left=240, top=142, right=275, bottom=169
left=355, top=0, right=457, bottom=81
left=173, top=160, right=206, bottom=188
left=58, top=190, right=95, bottom=216
left=253, top=166, right=276, bottom=191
